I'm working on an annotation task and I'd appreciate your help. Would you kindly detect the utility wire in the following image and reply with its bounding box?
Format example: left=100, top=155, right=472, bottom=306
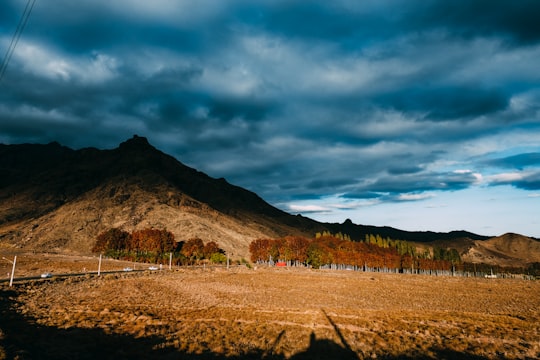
left=0, top=0, right=37, bottom=83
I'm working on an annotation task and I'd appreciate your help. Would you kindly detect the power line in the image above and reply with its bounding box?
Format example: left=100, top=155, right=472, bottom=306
left=0, top=0, right=37, bottom=83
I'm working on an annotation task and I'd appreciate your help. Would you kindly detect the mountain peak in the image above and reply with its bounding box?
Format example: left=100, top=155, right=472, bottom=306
left=119, top=135, right=153, bottom=150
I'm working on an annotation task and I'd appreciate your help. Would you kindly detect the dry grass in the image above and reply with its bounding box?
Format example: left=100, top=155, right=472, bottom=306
left=1, top=257, right=539, bottom=359
left=0, top=251, right=151, bottom=278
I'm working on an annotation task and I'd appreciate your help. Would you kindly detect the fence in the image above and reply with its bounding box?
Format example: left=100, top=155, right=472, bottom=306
left=254, top=260, right=537, bottom=280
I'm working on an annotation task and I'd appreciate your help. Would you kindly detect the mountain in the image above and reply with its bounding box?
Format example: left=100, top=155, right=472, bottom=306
left=460, top=233, right=540, bottom=267
left=324, top=219, right=490, bottom=243
left=1, top=136, right=537, bottom=264
left=0, top=136, right=324, bottom=258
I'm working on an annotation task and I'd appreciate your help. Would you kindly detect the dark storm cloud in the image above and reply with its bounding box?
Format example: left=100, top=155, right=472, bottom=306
left=512, top=172, right=540, bottom=191
left=489, top=171, right=540, bottom=191
left=305, top=178, right=357, bottom=192
left=243, top=1, right=540, bottom=47
left=411, top=0, right=540, bottom=44
left=339, top=192, right=381, bottom=200
left=483, top=153, right=540, bottom=191
left=253, top=2, right=385, bottom=44
left=486, top=153, right=540, bottom=170
left=1, top=0, right=539, bottom=211
left=376, top=86, right=509, bottom=121
left=208, top=98, right=276, bottom=122
left=352, top=170, right=480, bottom=195
left=387, top=165, right=424, bottom=176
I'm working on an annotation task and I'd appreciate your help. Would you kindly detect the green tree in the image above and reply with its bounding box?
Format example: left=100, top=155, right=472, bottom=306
left=447, top=248, right=461, bottom=263
left=210, top=252, right=227, bottom=264
left=306, top=241, right=324, bottom=269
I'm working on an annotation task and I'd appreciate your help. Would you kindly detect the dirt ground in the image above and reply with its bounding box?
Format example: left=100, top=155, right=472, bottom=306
left=0, top=252, right=539, bottom=359
left=0, top=250, right=150, bottom=278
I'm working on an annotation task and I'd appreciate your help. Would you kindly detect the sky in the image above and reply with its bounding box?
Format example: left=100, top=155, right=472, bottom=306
left=1, top=0, right=539, bottom=238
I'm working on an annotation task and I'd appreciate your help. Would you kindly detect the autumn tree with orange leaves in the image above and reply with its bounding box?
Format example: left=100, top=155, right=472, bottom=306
left=93, top=227, right=175, bottom=262
left=249, top=233, right=461, bottom=273
left=92, top=228, right=130, bottom=254
left=180, top=237, right=205, bottom=264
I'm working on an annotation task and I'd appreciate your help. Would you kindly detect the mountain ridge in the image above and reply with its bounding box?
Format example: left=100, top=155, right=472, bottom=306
left=0, top=135, right=324, bottom=257
left=1, top=136, right=537, bottom=263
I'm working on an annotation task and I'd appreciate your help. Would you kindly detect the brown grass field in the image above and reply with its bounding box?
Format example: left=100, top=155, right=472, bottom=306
left=0, top=253, right=539, bottom=359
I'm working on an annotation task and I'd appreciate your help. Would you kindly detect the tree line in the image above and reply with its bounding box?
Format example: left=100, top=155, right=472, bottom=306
left=92, top=228, right=227, bottom=265
left=250, top=233, right=462, bottom=273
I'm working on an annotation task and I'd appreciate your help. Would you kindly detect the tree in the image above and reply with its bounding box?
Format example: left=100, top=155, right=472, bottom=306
left=210, top=252, right=227, bottom=264
left=181, top=237, right=204, bottom=264
left=447, top=248, right=461, bottom=263
left=92, top=228, right=130, bottom=253
left=306, top=241, right=324, bottom=269
left=247, top=233, right=459, bottom=273
left=158, top=229, right=176, bottom=253
left=130, top=228, right=175, bottom=254
left=433, top=246, right=445, bottom=261
left=284, top=236, right=309, bottom=263
left=249, top=238, right=273, bottom=262
left=93, top=227, right=174, bottom=262
left=203, top=241, right=221, bottom=258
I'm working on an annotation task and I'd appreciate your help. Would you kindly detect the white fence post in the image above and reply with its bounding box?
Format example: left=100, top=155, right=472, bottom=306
left=98, top=254, right=102, bottom=276
left=9, top=256, right=17, bottom=287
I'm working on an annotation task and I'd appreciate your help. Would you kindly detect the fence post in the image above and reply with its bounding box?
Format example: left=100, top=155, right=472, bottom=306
left=98, top=254, right=102, bottom=276
left=9, top=256, right=17, bottom=287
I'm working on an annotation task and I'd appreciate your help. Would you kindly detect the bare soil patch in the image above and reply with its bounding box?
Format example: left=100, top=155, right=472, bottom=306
left=1, top=256, right=539, bottom=359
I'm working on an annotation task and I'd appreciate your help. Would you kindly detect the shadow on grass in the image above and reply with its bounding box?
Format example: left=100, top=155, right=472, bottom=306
left=1, top=289, right=490, bottom=360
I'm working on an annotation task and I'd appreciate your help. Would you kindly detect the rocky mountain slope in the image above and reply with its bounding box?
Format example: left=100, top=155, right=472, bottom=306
left=0, top=136, right=323, bottom=258
left=460, top=233, right=540, bottom=267
left=1, top=136, right=538, bottom=264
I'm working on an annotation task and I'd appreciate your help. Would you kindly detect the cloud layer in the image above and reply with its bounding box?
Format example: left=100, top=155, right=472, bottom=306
left=1, top=0, right=539, bottom=235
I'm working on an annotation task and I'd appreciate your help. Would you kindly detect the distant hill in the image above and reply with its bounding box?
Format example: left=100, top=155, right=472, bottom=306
left=1, top=136, right=536, bottom=264
left=324, top=218, right=490, bottom=243
left=460, top=233, right=540, bottom=267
